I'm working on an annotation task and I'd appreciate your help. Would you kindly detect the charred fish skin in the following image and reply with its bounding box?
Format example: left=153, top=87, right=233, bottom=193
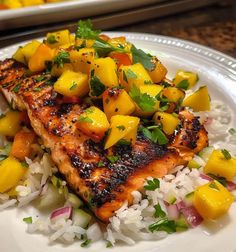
left=0, top=59, right=208, bottom=222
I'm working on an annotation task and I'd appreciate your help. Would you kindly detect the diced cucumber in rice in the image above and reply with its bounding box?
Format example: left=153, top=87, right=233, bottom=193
left=73, top=209, right=92, bottom=228
left=198, top=146, right=214, bottom=162
left=66, top=193, right=83, bottom=208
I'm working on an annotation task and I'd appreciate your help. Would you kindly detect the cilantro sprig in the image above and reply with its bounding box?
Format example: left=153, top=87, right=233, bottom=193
left=154, top=203, right=166, bottom=218
left=129, top=85, right=156, bottom=112
left=149, top=219, right=176, bottom=234
left=221, top=149, right=231, bottom=160
left=76, top=20, right=101, bottom=39
left=53, top=51, right=70, bottom=68
left=144, top=178, right=160, bottom=191
left=140, top=125, right=168, bottom=145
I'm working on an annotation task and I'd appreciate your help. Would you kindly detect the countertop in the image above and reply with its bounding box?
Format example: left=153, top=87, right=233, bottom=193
left=116, top=3, right=236, bottom=58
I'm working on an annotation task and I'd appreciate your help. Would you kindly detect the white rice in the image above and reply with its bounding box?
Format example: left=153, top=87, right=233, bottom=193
left=0, top=99, right=235, bottom=246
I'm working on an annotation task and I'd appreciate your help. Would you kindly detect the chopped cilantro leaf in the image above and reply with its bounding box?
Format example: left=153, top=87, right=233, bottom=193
left=116, top=125, right=125, bottom=131
left=33, top=87, right=42, bottom=92
left=76, top=20, right=101, bottom=39
left=221, top=149, right=231, bottom=160
left=176, top=79, right=189, bottom=90
left=228, top=128, right=236, bottom=135
left=78, top=116, right=93, bottom=123
left=21, top=161, right=29, bottom=168
left=34, top=75, right=46, bottom=82
left=75, top=40, right=86, bottom=51
left=161, top=81, right=172, bottom=88
left=97, top=161, right=105, bottom=167
left=144, top=178, right=160, bottom=191
left=93, top=38, right=126, bottom=57
left=140, top=126, right=168, bottom=145
left=154, top=203, right=166, bottom=218
left=149, top=219, right=176, bottom=234
left=12, top=83, right=21, bottom=93
left=131, top=45, right=155, bottom=71
left=107, top=155, right=119, bottom=164
left=144, top=80, right=152, bottom=85
left=90, top=69, right=106, bottom=97
left=23, top=217, right=32, bottom=224
left=129, top=85, right=156, bottom=112
left=0, top=154, right=7, bottom=161
left=123, top=71, right=128, bottom=83
left=80, top=239, right=91, bottom=247
left=207, top=173, right=227, bottom=187
left=46, top=34, right=58, bottom=44
left=106, top=241, right=113, bottom=248
left=53, top=51, right=70, bottom=68
left=116, top=139, right=131, bottom=146
left=70, top=82, right=77, bottom=90
left=158, top=104, right=169, bottom=112
left=126, top=69, right=137, bottom=79
left=209, top=181, right=220, bottom=191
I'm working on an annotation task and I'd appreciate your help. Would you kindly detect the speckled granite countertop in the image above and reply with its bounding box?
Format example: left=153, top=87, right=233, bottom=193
left=117, top=3, right=236, bottom=58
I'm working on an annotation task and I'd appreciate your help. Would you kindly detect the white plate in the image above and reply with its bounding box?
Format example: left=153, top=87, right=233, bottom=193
left=0, top=0, right=164, bottom=31
left=0, top=33, right=236, bottom=252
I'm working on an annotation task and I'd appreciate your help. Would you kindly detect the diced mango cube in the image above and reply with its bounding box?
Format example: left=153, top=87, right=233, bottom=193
left=3, top=0, right=22, bottom=8
left=162, top=87, right=185, bottom=103
left=54, top=70, right=89, bottom=97
left=21, top=0, right=44, bottom=6
left=108, top=36, right=131, bottom=52
left=148, top=58, right=167, bottom=83
left=0, top=111, right=21, bottom=137
left=12, top=47, right=26, bottom=64
left=119, top=63, right=153, bottom=91
left=28, top=43, right=54, bottom=72
left=133, top=84, right=163, bottom=117
left=51, top=64, right=74, bottom=77
left=77, top=106, right=109, bottom=141
left=182, top=86, right=210, bottom=112
left=204, top=150, right=236, bottom=181
left=0, top=156, right=27, bottom=193
left=21, top=40, right=41, bottom=63
left=70, top=48, right=95, bottom=75
left=91, top=57, right=118, bottom=88
left=153, top=111, right=180, bottom=135
left=173, top=70, right=199, bottom=89
left=193, top=180, right=234, bottom=219
left=103, top=88, right=135, bottom=119
left=105, top=115, right=140, bottom=149
left=46, top=30, right=71, bottom=48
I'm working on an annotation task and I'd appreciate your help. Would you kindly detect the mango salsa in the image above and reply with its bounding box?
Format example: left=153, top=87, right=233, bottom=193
left=153, top=111, right=180, bottom=135
left=193, top=180, right=234, bottom=219
left=0, top=156, right=27, bottom=193
left=12, top=47, right=26, bottom=64
left=46, top=30, right=71, bottom=49
left=173, top=70, right=198, bottom=89
left=77, top=106, right=109, bottom=141
left=162, top=87, right=185, bottom=103
left=148, top=58, right=167, bottom=84
left=54, top=70, right=89, bottom=97
left=0, top=111, right=21, bottom=137
left=182, top=86, right=210, bottom=112
left=103, top=88, right=135, bottom=119
left=105, top=115, right=140, bottom=149
left=204, top=150, right=236, bottom=181
left=119, top=63, right=153, bottom=91
left=20, top=40, right=41, bottom=63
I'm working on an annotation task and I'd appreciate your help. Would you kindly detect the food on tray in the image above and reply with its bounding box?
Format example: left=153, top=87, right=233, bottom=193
left=0, top=20, right=235, bottom=247
left=0, top=0, right=66, bottom=9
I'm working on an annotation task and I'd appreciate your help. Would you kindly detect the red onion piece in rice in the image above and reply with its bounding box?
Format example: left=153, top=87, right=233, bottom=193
left=50, top=206, right=72, bottom=223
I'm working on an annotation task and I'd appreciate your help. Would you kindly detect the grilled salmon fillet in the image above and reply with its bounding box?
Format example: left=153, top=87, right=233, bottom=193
left=0, top=59, right=208, bottom=222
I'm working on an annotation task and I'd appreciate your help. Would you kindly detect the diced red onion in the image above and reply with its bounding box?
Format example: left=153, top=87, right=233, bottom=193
left=200, top=174, right=213, bottom=182
left=181, top=206, right=203, bottom=228
left=226, top=181, right=236, bottom=191
left=50, top=206, right=72, bottom=223
left=166, top=204, right=179, bottom=220
left=176, top=200, right=186, bottom=211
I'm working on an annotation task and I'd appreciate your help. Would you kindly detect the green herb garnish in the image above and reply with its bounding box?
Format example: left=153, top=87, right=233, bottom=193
left=46, top=34, right=58, bottom=44
left=21, top=161, right=29, bottom=168
left=131, top=45, right=155, bottom=71
left=154, top=203, right=166, bottom=218
left=0, top=154, right=7, bottom=161
left=53, top=51, right=70, bottom=68
left=34, top=75, right=46, bottom=82
left=141, top=126, right=168, bottom=145
left=144, top=80, right=152, bottom=85
left=116, top=139, right=131, bottom=146
left=80, top=239, right=92, bottom=247
left=228, top=128, right=236, bottom=135
left=116, top=125, right=125, bottom=131
left=106, top=241, right=113, bottom=248
left=107, top=155, right=120, bottom=164
left=207, top=173, right=227, bottom=187
left=209, top=181, right=220, bottom=191
left=176, top=79, right=189, bottom=90
left=129, top=85, right=156, bottom=112
left=126, top=69, right=137, bottom=79
left=76, top=20, right=101, bottom=39
left=97, top=161, right=105, bottom=167
left=149, top=219, right=176, bottom=234
left=221, top=149, right=231, bottom=160
left=23, top=217, right=32, bottom=224
left=144, top=178, right=160, bottom=191
left=70, top=82, right=77, bottom=90
left=12, top=83, right=21, bottom=93
left=90, top=69, right=106, bottom=97
left=78, top=116, right=93, bottom=123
